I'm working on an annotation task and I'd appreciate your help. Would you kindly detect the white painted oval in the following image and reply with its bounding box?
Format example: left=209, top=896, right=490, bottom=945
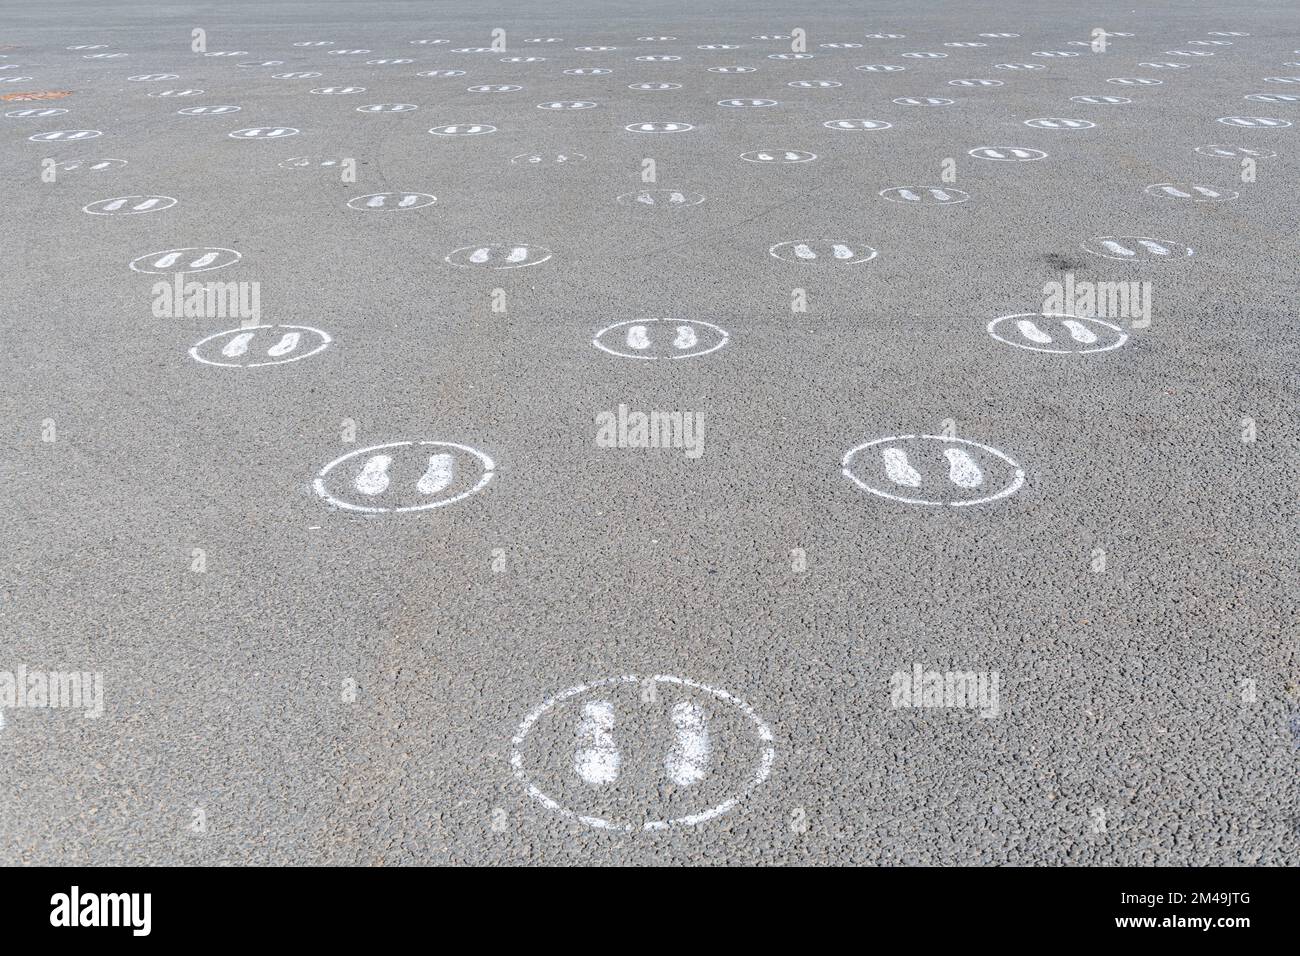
left=740, top=148, right=817, bottom=163
left=445, top=243, right=552, bottom=269
left=314, top=440, right=494, bottom=514
left=1144, top=182, right=1238, bottom=201
left=769, top=240, right=877, bottom=264
left=623, top=121, right=693, bottom=132
left=229, top=126, right=299, bottom=139
left=429, top=123, right=497, bottom=135
left=880, top=185, right=969, bottom=205
left=823, top=118, right=891, bottom=130
left=842, top=435, right=1025, bottom=507
left=968, top=146, right=1048, bottom=161
left=83, top=194, right=176, bottom=215
left=988, top=312, right=1128, bottom=355
left=1080, top=235, right=1194, bottom=262
left=511, top=674, right=775, bottom=832
left=346, top=192, right=437, bottom=210
left=190, top=324, right=332, bottom=368
left=593, top=318, right=730, bottom=360
left=616, top=188, right=706, bottom=208
left=130, top=246, right=242, bottom=274
left=28, top=128, right=101, bottom=141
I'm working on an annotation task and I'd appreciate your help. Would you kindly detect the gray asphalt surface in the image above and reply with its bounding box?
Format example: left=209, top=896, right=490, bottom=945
left=2, top=0, right=1298, bottom=865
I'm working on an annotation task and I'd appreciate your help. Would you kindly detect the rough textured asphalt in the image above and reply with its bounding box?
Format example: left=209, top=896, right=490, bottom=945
left=1, top=0, right=1298, bottom=865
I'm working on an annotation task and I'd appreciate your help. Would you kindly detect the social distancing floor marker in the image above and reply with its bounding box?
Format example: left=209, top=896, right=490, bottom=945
left=824, top=118, right=891, bottom=130
left=346, top=192, right=436, bottom=210
left=445, top=243, right=551, bottom=268
left=83, top=194, right=175, bottom=215
left=53, top=157, right=124, bottom=172
left=314, top=440, right=494, bottom=514
left=511, top=675, right=775, bottom=832
left=28, top=128, right=99, bottom=141
left=1080, top=236, right=1194, bottom=261
left=624, top=121, right=693, bottom=131
left=616, top=188, right=706, bottom=208
left=880, top=186, right=969, bottom=204
left=1217, top=115, right=1290, bottom=127
left=740, top=148, right=816, bottom=163
left=1145, top=182, right=1237, bottom=201
left=130, top=247, right=241, bottom=274
left=178, top=105, right=240, bottom=115
left=593, top=318, right=730, bottom=359
left=1024, top=117, right=1095, bottom=129
left=511, top=151, right=586, bottom=164
left=842, top=435, right=1025, bottom=507
left=988, top=312, right=1128, bottom=354
left=1195, top=144, right=1274, bottom=158
left=191, top=324, right=331, bottom=368
left=969, top=146, right=1047, bottom=161
left=229, top=126, right=298, bottom=139
left=770, top=240, right=877, bottom=263
left=429, top=123, right=496, bottom=135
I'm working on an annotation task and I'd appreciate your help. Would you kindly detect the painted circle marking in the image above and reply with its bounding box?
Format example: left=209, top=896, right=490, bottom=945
left=988, top=312, right=1127, bottom=355
left=83, top=194, right=175, bottom=215
left=1194, top=144, right=1274, bottom=158
left=969, top=146, right=1047, bottom=161
left=429, top=123, right=496, bottom=135
left=191, top=324, right=332, bottom=368
left=1024, top=117, right=1095, bottom=129
left=1145, top=182, right=1238, bottom=201
left=346, top=192, right=436, bottom=210
left=511, top=151, right=586, bottom=165
left=770, top=240, right=877, bottom=264
left=28, top=128, right=100, bottom=141
left=823, top=118, right=891, bottom=130
left=511, top=674, right=775, bottom=832
left=740, top=148, right=816, bottom=163
left=445, top=243, right=551, bottom=269
left=880, top=185, right=969, bottom=205
left=593, top=318, right=730, bottom=360
left=1080, top=236, right=1194, bottom=262
left=624, top=121, right=693, bottom=132
left=229, top=126, right=299, bottom=139
left=178, top=105, right=240, bottom=115
left=616, top=188, right=706, bottom=208
left=314, top=440, right=494, bottom=514
left=130, top=247, right=241, bottom=274
left=842, top=435, right=1025, bottom=507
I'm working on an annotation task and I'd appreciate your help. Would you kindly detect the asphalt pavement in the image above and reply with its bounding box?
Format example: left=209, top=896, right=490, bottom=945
left=1, top=0, right=1297, bottom=865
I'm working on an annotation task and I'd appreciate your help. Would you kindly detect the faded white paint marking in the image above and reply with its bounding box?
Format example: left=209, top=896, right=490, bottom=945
left=574, top=701, right=620, bottom=786
left=130, top=247, right=240, bottom=274
left=346, top=192, right=436, bottom=210
left=1081, top=236, right=1194, bottom=262
left=190, top=324, right=331, bottom=368
left=510, top=674, right=775, bottom=832
left=770, top=240, right=877, bottom=264
left=593, top=318, right=729, bottom=360
left=83, top=194, right=177, bottom=215
left=842, top=435, right=1025, bottom=507
left=988, top=313, right=1128, bottom=355
left=314, top=440, right=495, bottom=514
